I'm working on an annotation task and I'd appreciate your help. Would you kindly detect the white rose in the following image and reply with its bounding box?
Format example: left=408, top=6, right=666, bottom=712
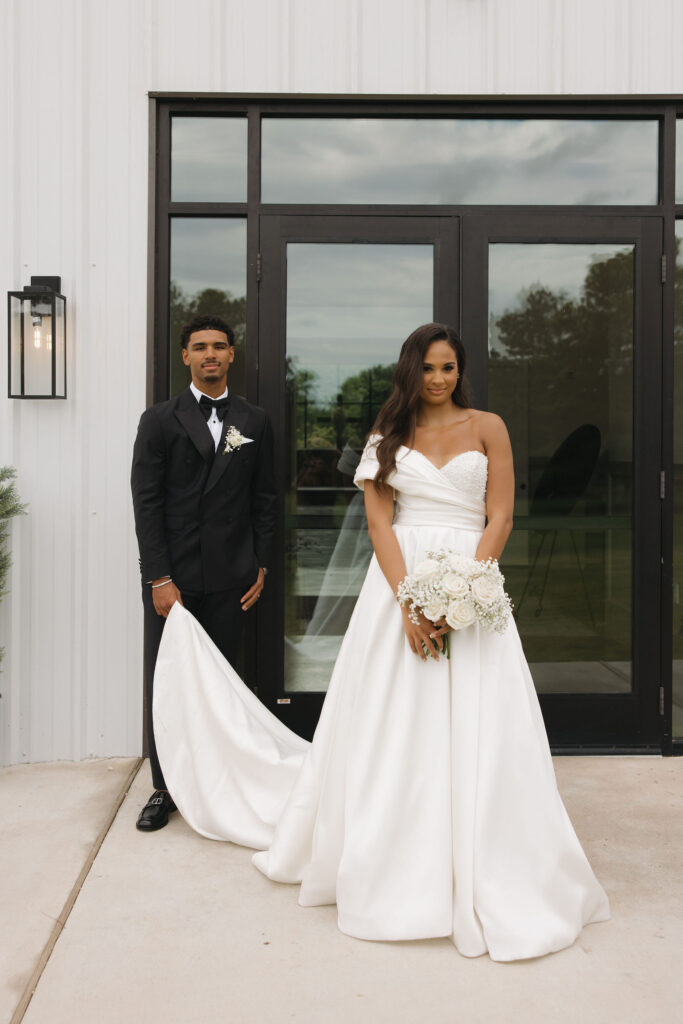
left=442, top=572, right=469, bottom=599
left=422, top=597, right=448, bottom=623
left=412, top=559, right=440, bottom=583
left=446, top=598, right=477, bottom=631
left=471, top=575, right=501, bottom=607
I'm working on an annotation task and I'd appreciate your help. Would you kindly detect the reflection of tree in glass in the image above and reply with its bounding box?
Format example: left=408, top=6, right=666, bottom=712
left=285, top=361, right=396, bottom=670
left=286, top=359, right=395, bottom=451
left=169, top=283, right=246, bottom=395
left=672, top=236, right=683, bottom=663
left=285, top=357, right=318, bottom=402
left=492, top=249, right=633, bottom=462
left=675, top=235, right=683, bottom=350
left=490, top=248, right=635, bottom=667
left=285, top=357, right=334, bottom=448
left=170, top=283, right=246, bottom=345
left=340, top=364, right=395, bottom=448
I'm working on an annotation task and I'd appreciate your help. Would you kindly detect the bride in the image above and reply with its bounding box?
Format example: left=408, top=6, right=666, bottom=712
left=153, top=322, right=610, bottom=962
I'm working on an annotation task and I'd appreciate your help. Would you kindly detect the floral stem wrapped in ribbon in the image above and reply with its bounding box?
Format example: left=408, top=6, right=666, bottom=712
left=397, top=549, right=513, bottom=657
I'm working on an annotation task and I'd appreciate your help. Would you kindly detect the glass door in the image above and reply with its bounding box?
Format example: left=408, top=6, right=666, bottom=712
left=463, top=215, right=663, bottom=748
left=258, top=216, right=459, bottom=737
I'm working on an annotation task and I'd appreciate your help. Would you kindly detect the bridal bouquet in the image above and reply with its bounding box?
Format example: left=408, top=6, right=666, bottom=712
left=397, top=550, right=513, bottom=656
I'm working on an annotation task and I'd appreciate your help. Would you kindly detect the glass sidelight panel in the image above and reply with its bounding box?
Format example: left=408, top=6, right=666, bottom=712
left=673, top=223, right=683, bottom=737
left=169, top=218, right=247, bottom=396
left=676, top=122, right=683, bottom=204
left=488, top=243, right=634, bottom=694
left=285, top=244, right=433, bottom=692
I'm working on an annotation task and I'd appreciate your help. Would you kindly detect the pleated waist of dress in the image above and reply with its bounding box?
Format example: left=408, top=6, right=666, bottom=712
left=393, top=504, right=485, bottom=532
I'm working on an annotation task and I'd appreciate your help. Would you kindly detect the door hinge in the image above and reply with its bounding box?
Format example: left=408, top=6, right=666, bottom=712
left=661, top=254, right=667, bottom=284
left=659, top=685, right=665, bottom=716
left=660, top=470, right=666, bottom=499
left=256, top=252, right=262, bottom=282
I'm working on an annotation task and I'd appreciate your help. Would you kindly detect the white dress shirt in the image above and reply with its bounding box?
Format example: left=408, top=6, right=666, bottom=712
left=190, top=381, right=228, bottom=452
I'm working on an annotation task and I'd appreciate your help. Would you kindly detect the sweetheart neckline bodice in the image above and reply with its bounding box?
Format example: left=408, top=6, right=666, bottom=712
left=355, top=440, right=488, bottom=514
left=392, top=447, right=489, bottom=515
left=403, top=447, right=488, bottom=474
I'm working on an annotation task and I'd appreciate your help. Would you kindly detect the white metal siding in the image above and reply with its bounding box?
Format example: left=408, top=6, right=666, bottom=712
left=1, top=0, right=682, bottom=764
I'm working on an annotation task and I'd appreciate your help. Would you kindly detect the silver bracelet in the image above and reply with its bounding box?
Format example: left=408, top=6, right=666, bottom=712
left=152, top=578, right=173, bottom=589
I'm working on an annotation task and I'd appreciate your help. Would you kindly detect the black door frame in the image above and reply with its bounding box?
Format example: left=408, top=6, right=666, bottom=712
left=255, top=211, right=664, bottom=750
left=463, top=213, right=664, bottom=749
left=256, top=214, right=459, bottom=738
left=150, top=94, right=681, bottom=753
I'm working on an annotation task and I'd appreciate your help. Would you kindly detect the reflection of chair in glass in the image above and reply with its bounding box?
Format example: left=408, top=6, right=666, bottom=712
left=515, top=425, right=601, bottom=624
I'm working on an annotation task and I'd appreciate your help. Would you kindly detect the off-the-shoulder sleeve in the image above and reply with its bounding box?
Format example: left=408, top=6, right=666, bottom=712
left=353, top=434, right=381, bottom=490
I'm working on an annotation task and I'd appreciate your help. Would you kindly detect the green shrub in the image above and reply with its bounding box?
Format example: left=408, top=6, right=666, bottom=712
left=0, top=467, right=27, bottom=666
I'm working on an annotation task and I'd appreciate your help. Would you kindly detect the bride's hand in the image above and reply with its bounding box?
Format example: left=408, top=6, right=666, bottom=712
left=428, top=617, right=452, bottom=639
left=400, top=606, right=444, bottom=661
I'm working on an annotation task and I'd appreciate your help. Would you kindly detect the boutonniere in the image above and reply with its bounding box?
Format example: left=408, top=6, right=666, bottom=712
left=223, top=426, right=254, bottom=455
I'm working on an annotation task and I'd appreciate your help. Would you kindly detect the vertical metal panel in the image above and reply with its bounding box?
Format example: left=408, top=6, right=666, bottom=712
left=289, top=0, right=359, bottom=93
left=0, top=0, right=150, bottom=765
left=2, top=0, right=683, bottom=764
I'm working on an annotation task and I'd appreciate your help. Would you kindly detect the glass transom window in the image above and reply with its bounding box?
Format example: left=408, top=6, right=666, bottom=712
left=262, top=118, right=659, bottom=206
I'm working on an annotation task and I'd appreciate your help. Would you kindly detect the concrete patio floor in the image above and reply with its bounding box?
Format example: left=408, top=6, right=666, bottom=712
left=3, top=755, right=682, bottom=1024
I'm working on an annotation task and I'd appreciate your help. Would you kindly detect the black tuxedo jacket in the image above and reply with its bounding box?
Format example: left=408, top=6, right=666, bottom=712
left=131, top=388, right=276, bottom=593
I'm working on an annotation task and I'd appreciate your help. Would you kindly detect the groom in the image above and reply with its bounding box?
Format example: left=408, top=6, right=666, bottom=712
left=131, top=313, right=276, bottom=832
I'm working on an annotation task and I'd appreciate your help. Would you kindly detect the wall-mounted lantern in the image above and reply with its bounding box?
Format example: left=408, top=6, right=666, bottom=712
left=7, top=276, right=67, bottom=399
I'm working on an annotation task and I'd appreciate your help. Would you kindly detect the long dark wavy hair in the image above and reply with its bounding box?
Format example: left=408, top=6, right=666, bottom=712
left=372, top=323, right=472, bottom=488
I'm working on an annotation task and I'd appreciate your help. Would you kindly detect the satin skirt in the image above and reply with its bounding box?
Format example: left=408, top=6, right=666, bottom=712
left=153, top=521, right=610, bottom=961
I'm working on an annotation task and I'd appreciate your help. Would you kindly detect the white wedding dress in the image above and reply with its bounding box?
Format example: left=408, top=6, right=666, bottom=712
left=153, top=441, right=610, bottom=961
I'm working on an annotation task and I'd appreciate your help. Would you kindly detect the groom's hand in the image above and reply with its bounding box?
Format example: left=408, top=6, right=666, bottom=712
left=151, top=578, right=183, bottom=618
left=241, top=568, right=265, bottom=611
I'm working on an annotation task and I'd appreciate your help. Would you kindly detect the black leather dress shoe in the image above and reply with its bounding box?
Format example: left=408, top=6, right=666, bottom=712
left=136, top=790, right=177, bottom=832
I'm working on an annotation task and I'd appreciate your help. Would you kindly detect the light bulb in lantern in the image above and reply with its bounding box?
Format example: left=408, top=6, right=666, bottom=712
left=33, top=326, right=42, bottom=349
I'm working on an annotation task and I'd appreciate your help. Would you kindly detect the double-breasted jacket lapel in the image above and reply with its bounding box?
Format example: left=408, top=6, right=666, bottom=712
left=204, top=405, right=251, bottom=495
left=174, top=388, right=215, bottom=463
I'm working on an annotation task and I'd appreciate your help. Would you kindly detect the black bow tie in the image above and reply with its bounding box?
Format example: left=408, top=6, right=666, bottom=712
left=199, top=395, right=229, bottom=421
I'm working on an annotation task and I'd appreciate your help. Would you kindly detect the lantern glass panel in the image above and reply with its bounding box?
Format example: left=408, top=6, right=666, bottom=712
left=54, top=294, right=66, bottom=397
left=9, top=294, right=22, bottom=395
left=24, top=297, right=54, bottom=396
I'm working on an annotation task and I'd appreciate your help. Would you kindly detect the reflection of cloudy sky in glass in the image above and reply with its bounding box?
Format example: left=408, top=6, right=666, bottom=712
left=263, top=119, right=658, bottom=205
left=677, top=121, right=683, bottom=202
left=488, top=243, right=634, bottom=353
left=287, top=244, right=433, bottom=402
left=171, top=218, right=247, bottom=297
left=172, top=117, right=247, bottom=201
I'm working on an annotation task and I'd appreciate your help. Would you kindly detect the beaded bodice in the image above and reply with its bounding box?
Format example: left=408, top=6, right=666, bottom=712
left=436, top=450, right=488, bottom=503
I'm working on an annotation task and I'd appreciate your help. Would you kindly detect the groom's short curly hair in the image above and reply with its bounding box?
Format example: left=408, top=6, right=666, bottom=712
left=180, top=314, right=235, bottom=349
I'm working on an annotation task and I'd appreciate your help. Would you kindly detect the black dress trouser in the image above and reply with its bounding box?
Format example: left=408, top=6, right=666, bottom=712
left=142, top=584, right=246, bottom=791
